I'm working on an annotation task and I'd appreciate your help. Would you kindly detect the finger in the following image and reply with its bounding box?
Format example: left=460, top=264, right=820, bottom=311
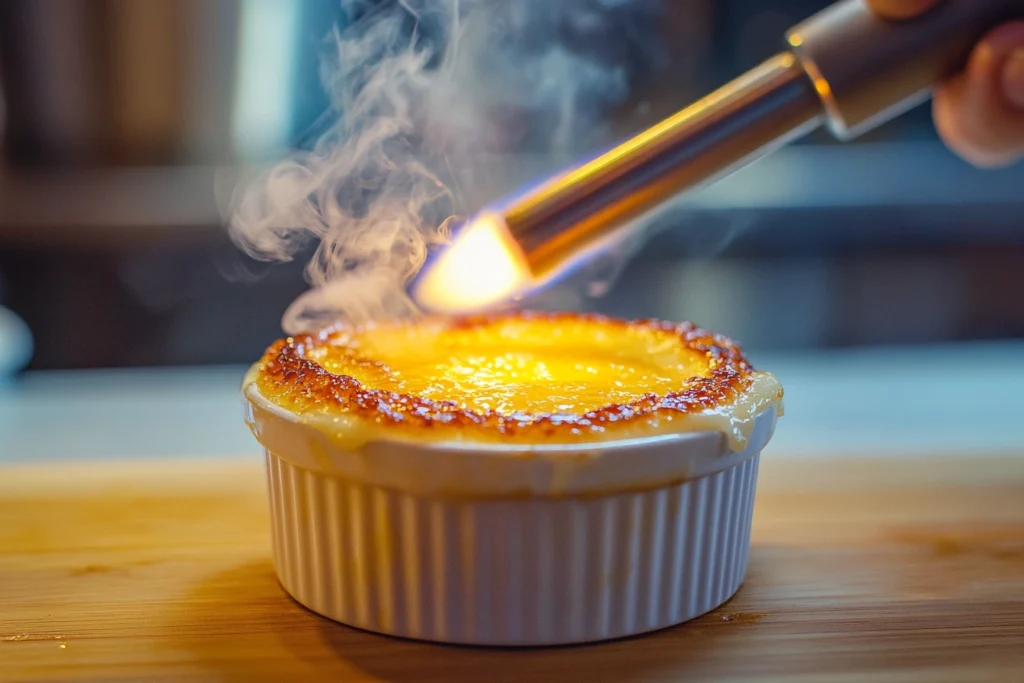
left=1005, top=43, right=1024, bottom=110
left=866, top=0, right=941, bottom=20
left=933, top=21, right=1024, bottom=168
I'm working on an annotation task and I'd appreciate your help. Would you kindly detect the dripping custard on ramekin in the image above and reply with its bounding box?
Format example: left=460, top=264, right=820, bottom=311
left=243, top=311, right=783, bottom=646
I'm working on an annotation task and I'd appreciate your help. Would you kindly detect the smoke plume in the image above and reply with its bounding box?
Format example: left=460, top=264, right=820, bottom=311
left=229, top=0, right=654, bottom=334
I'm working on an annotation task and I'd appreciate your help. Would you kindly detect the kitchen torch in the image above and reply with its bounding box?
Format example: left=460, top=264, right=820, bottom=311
left=412, top=0, right=1024, bottom=314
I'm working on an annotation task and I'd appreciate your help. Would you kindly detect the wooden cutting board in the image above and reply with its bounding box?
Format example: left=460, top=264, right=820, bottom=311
left=1, top=455, right=1022, bottom=682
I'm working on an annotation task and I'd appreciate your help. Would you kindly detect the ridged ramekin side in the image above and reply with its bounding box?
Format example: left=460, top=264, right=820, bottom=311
left=265, top=450, right=760, bottom=646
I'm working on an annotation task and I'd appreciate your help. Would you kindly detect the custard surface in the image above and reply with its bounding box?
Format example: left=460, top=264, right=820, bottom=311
left=247, top=312, right=783, bottom=448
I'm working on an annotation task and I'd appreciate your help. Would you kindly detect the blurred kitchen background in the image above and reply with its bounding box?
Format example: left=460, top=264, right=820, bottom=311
left=1, top=0, right=1022, bottom=374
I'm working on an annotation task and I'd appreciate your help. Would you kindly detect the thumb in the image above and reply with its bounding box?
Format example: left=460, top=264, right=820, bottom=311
left=933, top=22, right=1024, bottom=168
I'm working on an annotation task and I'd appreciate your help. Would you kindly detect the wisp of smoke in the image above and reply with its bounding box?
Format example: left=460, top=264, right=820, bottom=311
left=229, top=0, right=652, bottom=334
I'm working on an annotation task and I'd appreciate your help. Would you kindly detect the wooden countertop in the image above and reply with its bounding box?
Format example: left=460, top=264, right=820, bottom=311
left=2, top=456, right=1023, bottom=682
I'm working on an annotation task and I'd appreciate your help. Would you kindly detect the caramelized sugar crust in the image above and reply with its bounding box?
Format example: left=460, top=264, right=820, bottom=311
left=252, top=311, right=762, bottom=442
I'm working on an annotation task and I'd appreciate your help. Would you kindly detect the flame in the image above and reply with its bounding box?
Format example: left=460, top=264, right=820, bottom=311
left=413, top=214, right=532, bottom=314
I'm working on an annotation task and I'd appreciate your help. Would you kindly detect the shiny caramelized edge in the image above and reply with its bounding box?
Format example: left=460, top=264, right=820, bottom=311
left=251, top=311, right=760, bottom=440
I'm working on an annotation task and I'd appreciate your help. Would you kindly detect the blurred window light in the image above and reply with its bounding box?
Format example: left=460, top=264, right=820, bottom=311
left=231, top=0, right=302, bottom=160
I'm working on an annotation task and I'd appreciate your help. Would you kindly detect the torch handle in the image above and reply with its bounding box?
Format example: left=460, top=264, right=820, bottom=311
left=788, top=0, right=1024, bottom=140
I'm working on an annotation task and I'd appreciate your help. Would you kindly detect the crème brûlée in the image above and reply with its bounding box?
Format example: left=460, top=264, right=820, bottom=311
left=245, top=311, right=784, bottom=451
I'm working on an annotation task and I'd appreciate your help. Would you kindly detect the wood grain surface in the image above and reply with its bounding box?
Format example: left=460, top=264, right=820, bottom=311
left=1, top=456, right=1023, bottom=682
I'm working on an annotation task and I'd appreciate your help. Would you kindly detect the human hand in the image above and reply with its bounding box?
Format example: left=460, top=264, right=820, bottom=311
left=868, top=0, right=1024, bottom=167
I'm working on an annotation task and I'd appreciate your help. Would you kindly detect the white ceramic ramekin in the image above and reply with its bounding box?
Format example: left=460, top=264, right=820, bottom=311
left=245, top=388, right=778, bottom=646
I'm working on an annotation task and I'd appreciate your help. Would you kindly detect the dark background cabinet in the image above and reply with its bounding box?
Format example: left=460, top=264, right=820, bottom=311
left=1, top=0, right=1021, bottom=369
